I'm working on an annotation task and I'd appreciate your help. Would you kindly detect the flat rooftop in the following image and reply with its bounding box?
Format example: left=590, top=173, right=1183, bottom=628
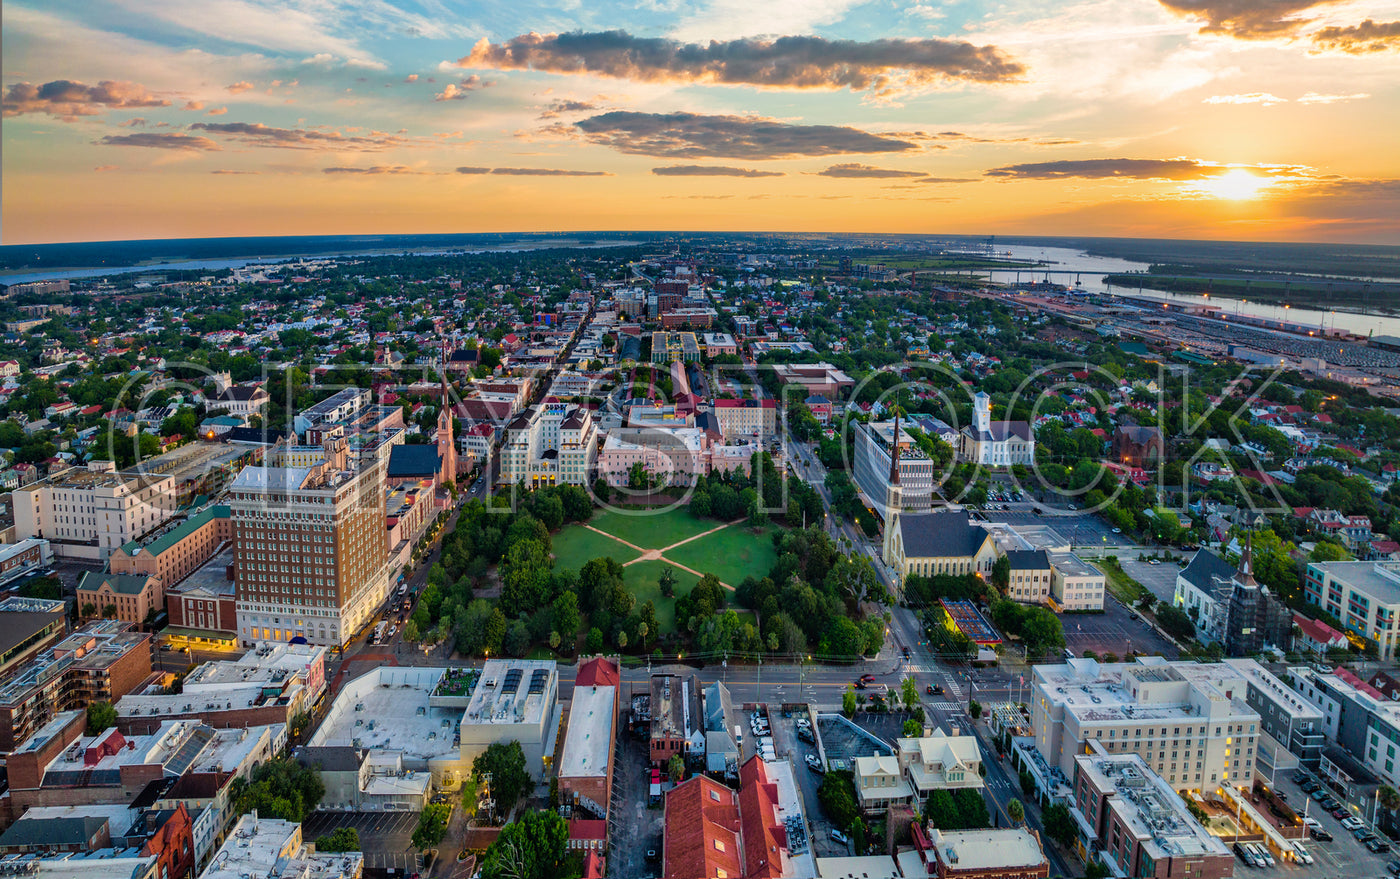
left=559, top=684, right=615, bottom=779
left=203, top=815, right=363, bottom=879
left=1077, top=755, right=1229, bottom=860
left=930, top=827, right=1046, bottom=870
left=1048, top=552, right=1101, bottom=578
left=309, top=666, right=461, bottom=760
left=1034, top=659, right=1254, bottom=724
left=465, top=659, right=556, bottom=729
left=1223, top=658, right=1324, bottom=720
left=1310, top=561, right=1400, bottom=605
left=136, top=442, right=251, bottom=483
left=0, top=624, right=148, bottom=707
left=173, top=544, right=236, bottom=597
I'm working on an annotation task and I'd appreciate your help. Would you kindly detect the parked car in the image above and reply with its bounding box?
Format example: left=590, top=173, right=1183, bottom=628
left=1386, top=859, right=1400, bottom=876
left=1232, top=843, right=1254, bottom=867
left=830, top=829, right=849, bottom=845
left=1293, top=842, right=1314, bottom=865
left=1341, top=816, right=1364, bottom=830
left=1370, top=838, right=1392, bottom=854
left=806, top=754, right=824, bottom=774
left=1250, top=843, right=1274, bottom=867
left=1310, top=828, right=1333, bottom=842
left=1332, top=808, right=1350, bottom=820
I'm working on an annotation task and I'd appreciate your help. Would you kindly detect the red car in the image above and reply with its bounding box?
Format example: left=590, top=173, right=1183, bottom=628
left=860, top=674, right=877, bottom=683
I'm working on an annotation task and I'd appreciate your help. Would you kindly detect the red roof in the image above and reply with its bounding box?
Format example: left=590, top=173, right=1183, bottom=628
left=737, top=757, right=787, bottom=879
left=582, top=850, right=604, bottom=879
left=576, top=656, right=621, bottom=688
left=712, top=398, right=776, bottom=409
left=664, top=775, right=740, bottom=879
left=1293, top=612, right=1346, bottom=647
left=569, top=818, right=607, bottom=842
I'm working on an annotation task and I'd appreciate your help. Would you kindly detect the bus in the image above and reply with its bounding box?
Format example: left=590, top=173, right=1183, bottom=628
left=371, top=621, right=388, bottom=645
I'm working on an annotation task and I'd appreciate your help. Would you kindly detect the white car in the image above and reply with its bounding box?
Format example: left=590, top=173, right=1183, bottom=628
left=1293, top=842, right=1314, bottom=865
left=1342, top=816, right=1364, bottom=831
left=830, top=829, right=849, bottom=845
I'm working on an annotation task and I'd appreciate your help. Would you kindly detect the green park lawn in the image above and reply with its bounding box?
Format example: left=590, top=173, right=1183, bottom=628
left=663, top=524, right=779, bottom=589
left=551, top=524, right=640, bottom=572
left=622, top=560, right=677, bottom=631
left=587, top=507, right=717, bottom=550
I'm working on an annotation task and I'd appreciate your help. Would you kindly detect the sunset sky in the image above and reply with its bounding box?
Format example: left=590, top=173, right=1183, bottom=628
left=3, top=0, right=1399, bottom=244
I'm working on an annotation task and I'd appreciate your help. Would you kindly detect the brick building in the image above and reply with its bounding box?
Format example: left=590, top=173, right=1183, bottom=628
left=0, top=622, right=152, bottom=753
left=650, top=673, right=702, bottom=767
left=662, top=756, right=791, bottom=879
left=109, top=505, right=232, bottom=591
left=911, top=825, right=1049, bottom=879
left=1113, top=425, right=1165, bottom=467
left=557, top=657, right=619, bottom=822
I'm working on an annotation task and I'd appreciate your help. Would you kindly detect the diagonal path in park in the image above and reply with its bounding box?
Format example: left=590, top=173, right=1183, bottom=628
left=580, top=517, right=744, bottom=589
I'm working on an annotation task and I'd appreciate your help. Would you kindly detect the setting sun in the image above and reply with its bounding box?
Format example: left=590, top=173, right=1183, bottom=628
left=1192, top=168, right=1271, bottom=200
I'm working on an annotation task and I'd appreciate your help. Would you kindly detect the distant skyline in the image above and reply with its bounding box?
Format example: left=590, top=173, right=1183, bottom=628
left=3, top=0, right=1398, bottom=245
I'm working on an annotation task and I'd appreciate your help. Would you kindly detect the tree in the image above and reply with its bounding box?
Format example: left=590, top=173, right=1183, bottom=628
left=403, top=619, right=420, bottom=642
left=553, top=592, right=581, bottom=647
left=925, top=789, right=959, bottom=828
left=842, top=685, right=858, bottom=717
left=817, top=770, right=860, bottom=830
left=315, top=827, right=361, bottom=852
left=234, top=759, right=325, bottom=823
left=1156, top=604, right=1195, bottom=641
left=1007, top=798, right=1025, bottom=825
left=659, top=566, right=677, bottom=598
left=80, top=601, right=97, bottom=619
left=901, top=676, right=919, bottom=709
left=667, top=753, right=685, bottom=783
left=505, top=620, right=530, bottom=657
left=86, top=701, right=117, bottom=734
left=1379, top=784, right=1400, bottom=816
left=1041, top=802, right=1076, bottom=848
left=903, top=718, right=923, bottom=737
left=102, top=603, right=118, bottom=619
left=473, top=741, right=531, bottom=819
left=411, top=803, right=451, bottom=850
left=969, top=700, right=982, bottom=720
left=953, top=788, right=990, bottom=829
left=991, top=555, right=1011, bottom=592
left=585, top=627, right=604, bottom=654
left=479, top=810, right=580, bottom=879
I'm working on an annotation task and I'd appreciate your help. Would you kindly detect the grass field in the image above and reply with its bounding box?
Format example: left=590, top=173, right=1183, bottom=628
left=587, top=507, right=717, bottom=550
left=551, top=524, right=641, bottom=572
left=664, top=525, right=778, bottom=588
left=623, top=560, right=676, bottom=630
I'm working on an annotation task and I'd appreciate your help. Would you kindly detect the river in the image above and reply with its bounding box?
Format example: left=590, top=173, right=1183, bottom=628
left=983, top=244, right=1400, bottom=338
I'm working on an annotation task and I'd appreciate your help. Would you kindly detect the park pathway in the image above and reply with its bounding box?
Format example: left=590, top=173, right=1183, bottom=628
left=578, top=518, right=746, bottom=589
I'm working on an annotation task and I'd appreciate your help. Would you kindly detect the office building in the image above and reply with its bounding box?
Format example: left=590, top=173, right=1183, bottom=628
left=229, top=454, right=389, bottom=649
left=1222, top=658, right=1325, bottom=768
left=12, top=462, right=180, bottom=561
left=914, top=826, right=1049, bottom=879
left=1031, top=658, right=1260, bottom=793
left=1302, top=561, right=1400, bottom=659
left=712, top=399, right=777, bottom=441
left=460, top=659, right=560, bottom=781
left=1069, top=754, right=1233, bottom=879
left=770, top=363, right=855, bottom=400
left=0, top=537, right=53, bottom=587
left=854, top=420, right=936, bottom=517
left=895, top=733, right=983, bottom=801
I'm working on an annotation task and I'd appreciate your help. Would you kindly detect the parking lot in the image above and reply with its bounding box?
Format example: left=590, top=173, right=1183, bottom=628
left=1244, top=770, right=1399, bottom=879
left=1117, top=555, right=1188, bottom=603
left=979, top=507, right=1136, bottom=552
left=301, top=810, right=423, bottom=872
left=1062, top=593, right=1179, bottom=660
left=773, top=710, right=853, bottom=860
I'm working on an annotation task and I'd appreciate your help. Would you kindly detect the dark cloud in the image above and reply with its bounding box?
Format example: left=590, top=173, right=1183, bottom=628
left=1155, top=0, right=1346, bottom=38
left=984, top=158, right=1218, bottom=180
left=3, top=79, right=169, bottom=119
left=574, top=111, right=918, bottom=159
left=190, top=121, right=410, bottom=151
left=98, top=132, right=221, bottom=150
left=651, top=165, right=785, bottom=178
left=813, top=163, right=925, bottom=178
left=489, top=167, right=611, bottom=176
left=459, top=30, right=1023, bottom=95
left=453, top=166, right=610, bottom=176
left=538, top=98, right=604, bottom=119
left=323, top=165, right=427, bottom=175
left=1312, top=19, right=1400, bottom=53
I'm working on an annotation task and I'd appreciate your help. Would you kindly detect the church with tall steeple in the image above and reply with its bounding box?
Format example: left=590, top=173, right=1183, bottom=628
left=435, top=339, right=458, bottom=487
left=881, top=412, right=904, bottom=567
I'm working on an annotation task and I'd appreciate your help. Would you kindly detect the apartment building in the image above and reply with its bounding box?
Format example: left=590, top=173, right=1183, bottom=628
left=229, top=455, right=389, bottom=649
left=0, top=597, right=67, bottom=678
left=1070, top=754, right=1233, bottom=879
left=1303, top=561, right=1400, bottom=659
left=1031, top=658, right=1260, bottom=793
left=1006, top=550, right=1053, bottom=604
left=497, top=401, right=598, bottom=487
left=1049, top=552, right=1107, bottom=613
left=292, top=388, right=370, bottom=438
left=0, top=538, right=53, bottom=587
left=13, top=462, right=179, bottom=561
left=0, top=622, right=152, bottom=753
left=711, top=398, right=777, bottom=441
left=1222, top=658, right=1326, bottom=768
left=854, top=419, right=936, bottom=517
left=1287, top=665, right=1400, bottom=797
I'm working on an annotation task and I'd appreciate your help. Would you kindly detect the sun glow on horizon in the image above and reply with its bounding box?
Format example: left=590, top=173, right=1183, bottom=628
left=1191, top=168, right=1272, bottom=200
